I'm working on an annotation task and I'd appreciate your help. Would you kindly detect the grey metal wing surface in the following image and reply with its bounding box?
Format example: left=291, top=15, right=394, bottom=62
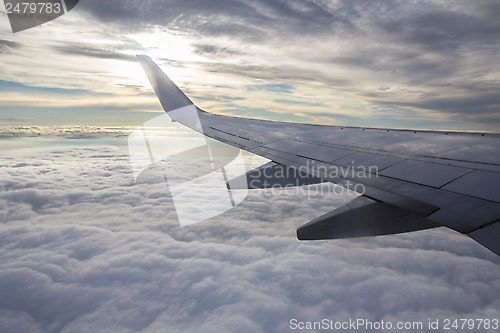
left=137, top=55, right=500, bottom=256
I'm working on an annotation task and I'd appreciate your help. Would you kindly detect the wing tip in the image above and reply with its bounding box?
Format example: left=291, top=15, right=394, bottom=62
left=136, top=54, right=196, bottom=112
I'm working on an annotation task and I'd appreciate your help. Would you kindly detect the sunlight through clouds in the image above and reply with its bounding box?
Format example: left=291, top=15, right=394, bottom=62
left=2, top=1, right=500, bottom=130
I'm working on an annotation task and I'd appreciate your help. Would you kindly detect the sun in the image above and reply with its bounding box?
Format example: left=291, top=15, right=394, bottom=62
left=132, top=31, right=201, bottom=63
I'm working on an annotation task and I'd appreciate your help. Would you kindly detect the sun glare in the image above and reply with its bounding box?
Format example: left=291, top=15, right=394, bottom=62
left=133, top=32, right=201, bottom=62
left=123, top=31, right=209, bottom=91
left=104, top=31, right=204, bottom=95
left=108, top=60, right=152, bottom=92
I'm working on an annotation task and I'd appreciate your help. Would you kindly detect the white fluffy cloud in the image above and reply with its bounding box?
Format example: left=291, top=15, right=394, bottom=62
left=0, top=144, right=499, bottom=332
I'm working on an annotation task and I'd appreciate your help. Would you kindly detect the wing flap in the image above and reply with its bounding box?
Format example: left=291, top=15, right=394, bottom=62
left=443, top=170, right=500, bottom=203
left=297, top=196, right=440, bottom=240
left=380, top=160, right=473, bottom=188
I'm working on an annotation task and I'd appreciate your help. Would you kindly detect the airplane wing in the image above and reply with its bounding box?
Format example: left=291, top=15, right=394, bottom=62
left=137, top=55, right=500, bottom=256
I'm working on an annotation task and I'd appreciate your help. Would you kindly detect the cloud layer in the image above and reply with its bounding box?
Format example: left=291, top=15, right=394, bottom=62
left=0, top=144, right=499, bottom=332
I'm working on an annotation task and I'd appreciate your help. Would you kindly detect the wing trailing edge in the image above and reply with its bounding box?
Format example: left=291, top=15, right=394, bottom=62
left=468, top=220, right=500, bottom=256
left=297, top=196, right=440, bottom=240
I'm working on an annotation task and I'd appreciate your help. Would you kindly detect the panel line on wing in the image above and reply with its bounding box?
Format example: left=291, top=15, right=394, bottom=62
left=438, top=169, right=476, bottom=189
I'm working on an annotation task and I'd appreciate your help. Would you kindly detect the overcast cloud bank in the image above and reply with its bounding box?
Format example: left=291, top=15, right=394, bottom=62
left=0, top=145, right=499, bottom=332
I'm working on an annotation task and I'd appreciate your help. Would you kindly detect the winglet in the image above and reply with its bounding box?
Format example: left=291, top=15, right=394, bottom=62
left=137, top=55, right=194, bottom=113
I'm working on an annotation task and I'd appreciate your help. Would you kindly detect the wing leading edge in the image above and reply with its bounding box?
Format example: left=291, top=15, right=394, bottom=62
left=137, top=55, right=500, bottom=257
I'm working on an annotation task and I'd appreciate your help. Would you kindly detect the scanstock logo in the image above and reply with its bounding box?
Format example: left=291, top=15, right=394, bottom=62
left=4, top=0, right=79, bottom=33
left=128, top=109, right=249, bottom=227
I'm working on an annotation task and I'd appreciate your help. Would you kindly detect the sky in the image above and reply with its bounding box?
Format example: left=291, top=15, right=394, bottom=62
left=1, top=1, right=500, bottom=332
left=0, top=0, right=499, bottom=130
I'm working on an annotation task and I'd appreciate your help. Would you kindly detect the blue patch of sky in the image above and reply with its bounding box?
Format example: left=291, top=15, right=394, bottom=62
left=0, top=107, right=160, bottom=126
left=0, top=80, right=105, bottom=95
left=248, top=84, right=294, bottom=94
left=222, top=96, right=245, bottom=101
left=274, top=99, right=326, bottom=107
left=224, top=106, right=310, bottom=123
left=193, top=95, right=245, bottom=102
left=0, top=136, right=129, bottom=152
left=137, top=91, right=157, bottom=97
left=310, top=112, right=461, bottom=130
